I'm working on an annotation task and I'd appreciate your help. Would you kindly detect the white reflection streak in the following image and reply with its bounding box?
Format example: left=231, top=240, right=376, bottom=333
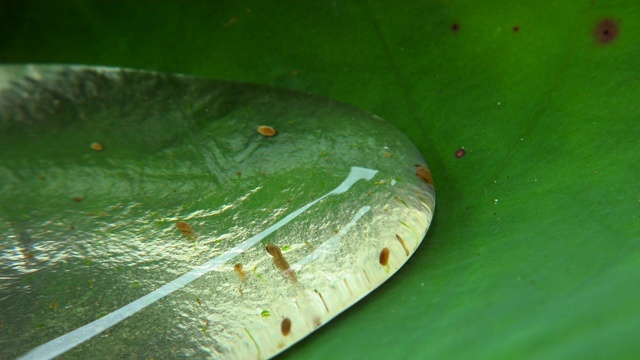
left=19, top=166, right=378, bottom=360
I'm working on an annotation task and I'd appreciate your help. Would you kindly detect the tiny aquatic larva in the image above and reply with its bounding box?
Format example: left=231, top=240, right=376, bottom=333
left=281, top=318, right=292, bottom=336
left=379, top=247, right=390, bottom=266
left=257, top=126, right=277, bottom=137
left=395, top=234, right=410, bottom=256
left=234, top=263, right=248, bottom=281
left=266, top=244, right=297, bottom=283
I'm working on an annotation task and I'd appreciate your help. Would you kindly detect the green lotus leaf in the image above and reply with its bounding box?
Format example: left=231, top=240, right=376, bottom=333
left=0, top=1, right=639, bottom=359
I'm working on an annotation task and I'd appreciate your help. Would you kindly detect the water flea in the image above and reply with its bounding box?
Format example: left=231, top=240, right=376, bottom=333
left=176, top=221, right=190, bottom=231
left=414, top=164, right=434, bottom=186
left=257, top=125, right=277, bottom=137
left=455, top=148, right=466, bottom=158
left=234, top=263, right=248, bottom=281
left=176, top=221, right=196, bottom=239
left=73, top=196, right=83, bottom=202
left=452, top=22, right=460, bottom=32
left=196, top=298, right=202, bottom=305
left=69, top=225, right=75, bottom=230
left=305, top=241, right=314, bottom=250
left=90, top=142, right=104, bottom=151
left=266, top=243, right=297, bottom=282
left=379, top=247, right=390, bottom=266
left=395, top=234, right=410, bottom=256
left=281, top=318, right=292, bottom=336
left=384, top=151, right=392, bottom=158
left=595, top=18, right=619, bottom=44
left=50, top=302, right=58, bottom=311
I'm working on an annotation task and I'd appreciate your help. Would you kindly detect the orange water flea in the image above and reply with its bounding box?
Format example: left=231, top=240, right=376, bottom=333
left=281, top=318, right=292, bottom=336
left=415, top=164, right=434, bottom=186
left=257, top=126, right=277, bottom=137
left=379, top=247, right=390, bottom=266
left=234, top=263, right=248, bottom=281
left=176, top=221, right=196, bottom=239
left=90, top=142, right=104, bottom=151
left=266, top=244, right=297, bottom=283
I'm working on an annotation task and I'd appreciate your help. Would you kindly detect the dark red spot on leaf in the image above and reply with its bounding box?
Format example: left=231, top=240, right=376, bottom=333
left=455, top=148, right=466, bottom=158
left=513, top=26, right=520, bottom=32
left=595, top=18, right=619, bottom=44
left=452, top=23, right=460, bottom=32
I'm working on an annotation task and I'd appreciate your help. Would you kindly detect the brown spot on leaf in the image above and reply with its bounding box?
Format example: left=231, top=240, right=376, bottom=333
left=455, top=148, right=466, bottom=158
left=452, top=22, right=460, bottom=32
left=595, top=18, right=619, bottom=44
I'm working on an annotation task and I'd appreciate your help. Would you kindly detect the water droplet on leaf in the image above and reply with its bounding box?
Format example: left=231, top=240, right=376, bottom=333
left=0, top=65, right=435, bottom=359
